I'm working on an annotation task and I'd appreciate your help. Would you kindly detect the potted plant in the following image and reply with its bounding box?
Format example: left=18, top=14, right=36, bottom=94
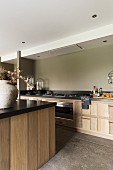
left=0, top=67, right=34, bottom=109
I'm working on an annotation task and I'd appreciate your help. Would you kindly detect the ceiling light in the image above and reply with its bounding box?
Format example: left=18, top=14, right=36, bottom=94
left=92, top=14, right=97, bottom=18
left=103, top=40, right=107, bottom=43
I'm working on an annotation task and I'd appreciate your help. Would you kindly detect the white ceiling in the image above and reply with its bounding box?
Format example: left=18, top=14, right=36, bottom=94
left=1, top=0, right=113, bottom=62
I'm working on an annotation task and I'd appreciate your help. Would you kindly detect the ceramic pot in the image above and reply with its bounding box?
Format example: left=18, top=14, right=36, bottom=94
left=0, top=80, right=18, bottom=109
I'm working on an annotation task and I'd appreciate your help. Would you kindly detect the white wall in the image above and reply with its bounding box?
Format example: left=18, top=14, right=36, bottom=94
left=35, top=44, right=113, bottom=91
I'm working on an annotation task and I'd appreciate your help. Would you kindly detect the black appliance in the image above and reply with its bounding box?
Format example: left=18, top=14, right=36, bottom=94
left=55, top=102, right=73, bottom=119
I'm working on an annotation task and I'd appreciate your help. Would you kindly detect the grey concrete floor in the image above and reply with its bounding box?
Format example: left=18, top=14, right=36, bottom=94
left=40, top=125, right=113, bottom=170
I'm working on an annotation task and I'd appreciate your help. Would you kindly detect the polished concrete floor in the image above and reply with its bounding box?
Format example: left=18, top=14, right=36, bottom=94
left=40, top=125, right=113, bottom=170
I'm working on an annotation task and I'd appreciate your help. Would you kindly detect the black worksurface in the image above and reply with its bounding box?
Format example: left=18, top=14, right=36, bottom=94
left=0, top=100, right=56, bottom=119
left=21, top=94, right=113, bottom=102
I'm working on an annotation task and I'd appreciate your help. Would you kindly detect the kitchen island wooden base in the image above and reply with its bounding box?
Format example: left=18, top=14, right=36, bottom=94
left=0, top=106, right=55, bottom=170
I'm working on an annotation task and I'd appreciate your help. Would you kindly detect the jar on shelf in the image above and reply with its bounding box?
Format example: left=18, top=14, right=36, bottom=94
left=36, top=78, right=44, bottom=90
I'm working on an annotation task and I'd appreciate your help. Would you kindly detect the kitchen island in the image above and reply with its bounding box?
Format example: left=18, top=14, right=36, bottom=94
left=0, top=100, right=56, bottom=170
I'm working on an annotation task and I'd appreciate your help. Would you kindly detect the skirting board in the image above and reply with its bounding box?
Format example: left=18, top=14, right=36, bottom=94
left=75, top=128, right=113, bottom=141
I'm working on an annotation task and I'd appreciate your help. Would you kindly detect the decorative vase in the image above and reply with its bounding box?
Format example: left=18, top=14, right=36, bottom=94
left=0, top=80, right=18, bottom=109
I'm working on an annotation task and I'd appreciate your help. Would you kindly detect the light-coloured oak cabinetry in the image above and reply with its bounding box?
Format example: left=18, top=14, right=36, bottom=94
left=74, top=100, right=91, bottom=131
left=74, top=116, right=82, bottom=128
left=0, top=105, right=55, bottom=170
left=21, top=95, right=113, bottom=140
left=108, top=105, right=113, bottom=135
left=98, top=103, right=109, bottom=118
left=74, top=100, right=113, bottom=140
left=109, top=122, right=113, bottom=135
left=82, top=106, right=91, bottom=116
left=91, top=117, right=97, bottom=131
left=82, top=116, right=90, bottom=131
left=91, top=102, right=98, bottom=116
left=73, top=100, right=82, bottom=128
left=98, top=118, right=109, bottom=134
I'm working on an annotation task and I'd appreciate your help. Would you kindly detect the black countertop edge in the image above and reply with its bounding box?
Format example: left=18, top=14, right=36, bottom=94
left=20, top=95, right=113, bottom=102
left=20, top=94, right=82, bottom=100
left=20, top=90, right=91, bottom=95
left=0, top=100, right=56, bottom=120
left=91, top=98, right=113, bottom=102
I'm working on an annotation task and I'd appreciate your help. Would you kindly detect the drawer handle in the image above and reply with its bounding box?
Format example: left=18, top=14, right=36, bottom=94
left=109, top=122, right=113, bottom=123
left=82, top=118, right=90, bottom=120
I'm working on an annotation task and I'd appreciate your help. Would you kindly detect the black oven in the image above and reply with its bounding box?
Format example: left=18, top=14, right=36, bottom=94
left=55, top=102, right=73, bottom=119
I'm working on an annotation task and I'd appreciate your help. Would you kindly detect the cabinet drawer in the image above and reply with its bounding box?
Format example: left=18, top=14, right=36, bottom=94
left=82, top=106, right=90, bottom=116
left=82, top=116, right=90, bottom=130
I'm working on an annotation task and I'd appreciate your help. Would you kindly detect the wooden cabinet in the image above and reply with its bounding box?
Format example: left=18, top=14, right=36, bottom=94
left=108, top=105, right=113, bottom=135
left=109, top=122, right=113, bottom=135
left=74, top=100, right=113, bottom=139
left=91, top=102, right=98, bottom=116
left=73, top=101, right=82, bottom=128
left=20, top=95, right=113, bottom=140
left=98, top=103, right=109, bottom=118
left=91, top=117, right=97, bottom=131
left=82, top=116, right=90, bottom=131
left=75, top=116, right=82, bottom=128
left=98, top=118, right=109, bottom=134
left=0, top=106, right=55, bottom=170
left=82, top=107, right=90, bottom=116
left=109, top=106, right=113, bottom=120
left=74, top=101, right=82, bottom=115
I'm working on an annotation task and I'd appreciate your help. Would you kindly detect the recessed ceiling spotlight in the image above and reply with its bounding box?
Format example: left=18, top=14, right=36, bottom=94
left=22, top=41, right=25, bottom=44
left=103, top=40, right=107, bottom=43
left=92, top=14, right=97, bottom=18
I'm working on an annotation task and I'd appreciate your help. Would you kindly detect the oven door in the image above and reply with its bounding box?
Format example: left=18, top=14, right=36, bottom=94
left=55, top=102, right=73, bottom=119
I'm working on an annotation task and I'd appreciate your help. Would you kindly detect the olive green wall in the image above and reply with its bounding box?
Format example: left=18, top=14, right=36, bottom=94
left=34, top=44, right=113, bottom=91
left=1, top=62, right=14, bottom=71
left=20, top=58, right=35, bottom=90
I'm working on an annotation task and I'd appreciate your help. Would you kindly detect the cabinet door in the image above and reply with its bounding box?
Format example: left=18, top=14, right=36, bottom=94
left=98, top=118, right=109, bottom=134
left=98, top=103, right=109, bottom=118
left=82, top=116, right=90, bottom=130
left=74, top=116, right=82, bottom=128
left=109, top=122, right=113, bottom=135
left=108, top=106, right=113, bottom=120
left=91, top=118, right=97, bottom=131
left=91, top=102, right=98, bottom=116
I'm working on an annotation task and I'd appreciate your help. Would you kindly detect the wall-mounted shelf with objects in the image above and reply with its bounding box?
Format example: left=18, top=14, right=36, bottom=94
left=108, top=71, right=113, bottom=84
